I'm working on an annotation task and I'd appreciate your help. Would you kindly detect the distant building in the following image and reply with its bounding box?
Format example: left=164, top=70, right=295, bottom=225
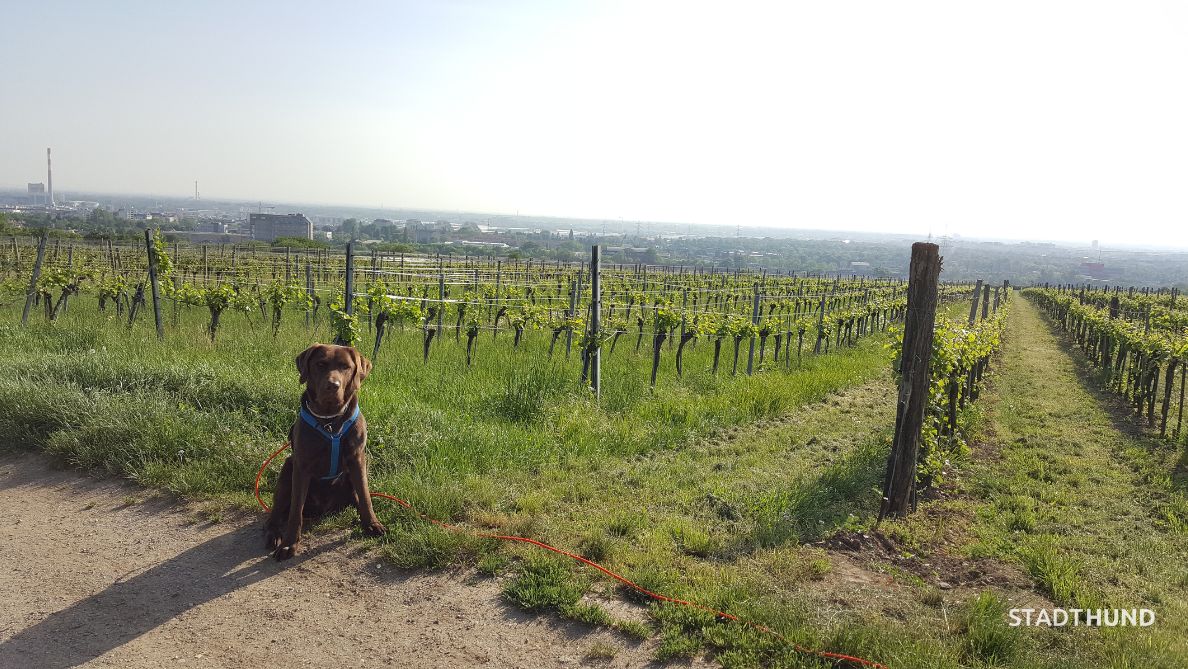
left=128, top=211, right=179, bottom=223
left=405, top=219, right=452, bottom=244
left=249, top=212, right=313, bottom=242
left=26, top=183, right=47, bottom=207
left=1080, top=261, right=1116, bottom=280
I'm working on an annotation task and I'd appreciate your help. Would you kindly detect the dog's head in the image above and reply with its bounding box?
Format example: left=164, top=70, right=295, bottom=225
left=295, top=343, right=372, bottom=412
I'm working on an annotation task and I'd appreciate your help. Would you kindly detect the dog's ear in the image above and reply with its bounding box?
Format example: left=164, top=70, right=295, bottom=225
left=349, top=347, right=372, bottom=390
left=295, top=344, right=322, bottom=384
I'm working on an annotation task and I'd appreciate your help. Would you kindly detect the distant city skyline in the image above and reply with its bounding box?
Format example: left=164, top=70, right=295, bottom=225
left=4, top=1, right=1188, bottom=248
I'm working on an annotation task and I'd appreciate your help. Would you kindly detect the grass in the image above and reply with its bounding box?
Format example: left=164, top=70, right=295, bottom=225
left=14, top=292, right=1184, bottom=667
left=0, top=291, right=920, bottom=664
left=958, top=592, right=1021, bottom=666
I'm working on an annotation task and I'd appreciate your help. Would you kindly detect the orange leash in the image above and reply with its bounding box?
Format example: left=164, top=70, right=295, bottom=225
left=255, top=442, right=889, bottom=669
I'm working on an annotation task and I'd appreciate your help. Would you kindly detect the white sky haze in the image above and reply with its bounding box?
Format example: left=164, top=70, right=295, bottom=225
left=3, top=1, right=1187, bottom=246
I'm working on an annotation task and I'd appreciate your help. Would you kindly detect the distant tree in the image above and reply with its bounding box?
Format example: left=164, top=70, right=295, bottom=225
left=373, top=242, right=414, bottom=253
left=338, top=218, right=361, bottom=240
left=273, top=236, right=329, bottom=249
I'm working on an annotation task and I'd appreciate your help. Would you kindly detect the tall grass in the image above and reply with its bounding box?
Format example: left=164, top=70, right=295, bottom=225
left=0, top=297, right=893, bottom=499
left=1, top=294, right=942, bottom=665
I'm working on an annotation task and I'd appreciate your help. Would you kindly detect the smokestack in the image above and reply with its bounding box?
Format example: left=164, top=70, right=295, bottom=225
left=46, top=148, right=54, bottom=208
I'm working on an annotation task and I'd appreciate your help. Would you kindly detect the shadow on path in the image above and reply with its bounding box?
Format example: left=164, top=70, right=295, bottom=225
left=0, top=524, right=339, bottom=668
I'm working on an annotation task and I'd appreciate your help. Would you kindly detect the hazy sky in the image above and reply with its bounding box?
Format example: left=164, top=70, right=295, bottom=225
left=4, top=1, right=1188, bottom=246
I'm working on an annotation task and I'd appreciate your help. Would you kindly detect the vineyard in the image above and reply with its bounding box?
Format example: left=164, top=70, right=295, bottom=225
left=5, top=233, right=969, bottom=374
left=1024, top=285, right=1187, bottom=441
left=4, top=232, right=1186, bottom=668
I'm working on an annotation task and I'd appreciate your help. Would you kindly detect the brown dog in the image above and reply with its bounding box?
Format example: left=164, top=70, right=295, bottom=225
left=265, top=343, right=387, bottom=560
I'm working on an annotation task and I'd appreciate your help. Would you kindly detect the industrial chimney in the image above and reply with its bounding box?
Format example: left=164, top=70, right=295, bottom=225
left=46, top=148, right=54, bottom=208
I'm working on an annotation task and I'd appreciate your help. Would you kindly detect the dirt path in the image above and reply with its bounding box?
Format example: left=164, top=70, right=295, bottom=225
left=0, top=455, right=674, bottom=669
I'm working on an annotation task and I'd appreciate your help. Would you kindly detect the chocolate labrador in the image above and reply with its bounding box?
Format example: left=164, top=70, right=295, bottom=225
left=264, top=343, right=387, bottom=560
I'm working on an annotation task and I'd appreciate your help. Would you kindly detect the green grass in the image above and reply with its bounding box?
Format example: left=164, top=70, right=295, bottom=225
left=0, top=292, right=921, bottom=664
left=15, top=292, right=1183, bottom=667
left=0, top=297, right=887, bottom=501
left=958, top=592, right=1022, bottom=666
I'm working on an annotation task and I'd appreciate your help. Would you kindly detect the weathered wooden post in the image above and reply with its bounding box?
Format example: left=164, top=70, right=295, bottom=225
left=981, top=284, right=990, bottom=321
left=747, top=283, right=760, bottom=375
left=334, top=243, right=355, bottom=346
left=590, top=245, right=602, bottom=398
left=565, top=273, right=582, bottom=357
left=492, top=260, right=503, bottom=339
left=879, top=242, right=941, bottom=519
left=968, top=279, right=983, bottom=326
left=304, top=262, right=314, bottom=329
left=437, top=259, right=445, bottom=336
left=344, top=242, right=355, bottom=315
left=20, top=233, right=48, bottom=326
left=144, top=228, right=165, bottom=340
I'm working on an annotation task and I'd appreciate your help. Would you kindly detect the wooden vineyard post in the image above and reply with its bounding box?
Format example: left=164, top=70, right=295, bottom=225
left=334, top=242, right=355, bottom=346
left=20, top=233, right=48, bottom=326
left=493, top=260, right=502, bottom=339
left=144, top=228, right=165, bottom=340
left=437, top=260, right=445, bottom=337
left=747, top=283, right=760, bottom=375
left=61, top=245, right=75, bottom=314
left=680, top=288, right=688, bottom=343
left=1177, top=363, right=1185, bottom=440
left=305, top=262, right=314, bottom=329
left=982, top=284, right=990, bottom=321
left=968, top=279, right=983, bottom=326
left=565, top=274, right=581, bottom=357
left=367, top=248, right=379, bottom=332
left=345, top=242, right=355, bottom=315
left=590, top=245, right=602, bottom=398
left=879, top=242, right=941, bottom=520
left=815, top=294, right=827, bottom=353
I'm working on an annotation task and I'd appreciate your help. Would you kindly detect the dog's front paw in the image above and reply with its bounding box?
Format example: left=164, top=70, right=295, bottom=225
left=273, top=542, right=299, bottom=561
left=264, top=525, right=283, bottom=551
left=362, top=520, right=387, bottom=537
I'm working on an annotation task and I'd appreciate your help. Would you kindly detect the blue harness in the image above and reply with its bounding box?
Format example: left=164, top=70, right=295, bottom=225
left=299, top=403, right=362, bottom=481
